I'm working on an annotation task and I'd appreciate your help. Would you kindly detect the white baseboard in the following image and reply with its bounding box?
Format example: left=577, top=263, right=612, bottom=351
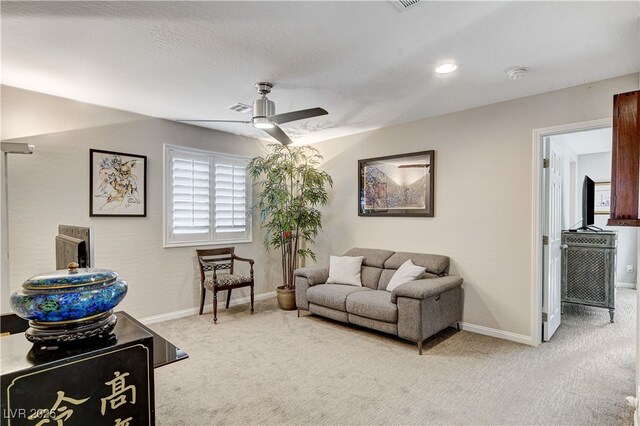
left=461, top=322, right=533, bottom=346
left=141, top=293, right=534, bottom=347
left=617, top=282, right=637, bottom=289
left=140, top=291, right=276, bottom=325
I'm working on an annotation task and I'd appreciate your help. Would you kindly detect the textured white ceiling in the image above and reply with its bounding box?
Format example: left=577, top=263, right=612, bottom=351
left=2, top=1, right=638, bottom=144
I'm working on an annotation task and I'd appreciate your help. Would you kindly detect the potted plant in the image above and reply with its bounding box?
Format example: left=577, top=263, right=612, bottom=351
left=248, top=144, right=333, bottom=310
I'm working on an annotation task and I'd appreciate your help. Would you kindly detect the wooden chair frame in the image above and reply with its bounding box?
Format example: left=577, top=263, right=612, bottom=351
left=196, top=247, right=255, bottom=323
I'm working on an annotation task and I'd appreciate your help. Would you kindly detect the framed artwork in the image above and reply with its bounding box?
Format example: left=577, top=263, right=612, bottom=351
left=90, top=149, right=147, bottom=217
left=358, top=150, right=434, bottom=217
left=594, top=181, right=611, bottom=215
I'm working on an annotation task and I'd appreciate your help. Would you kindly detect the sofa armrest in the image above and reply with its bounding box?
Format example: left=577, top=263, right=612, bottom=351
left=391, top=276, right=463, bottom=303
left=294, top=266, right=329, bottom=286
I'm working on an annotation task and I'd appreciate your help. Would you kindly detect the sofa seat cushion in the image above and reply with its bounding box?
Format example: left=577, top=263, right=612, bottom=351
left=307, top=284, right=371, bottom=311
left=345, top=290, right=398, bottom=323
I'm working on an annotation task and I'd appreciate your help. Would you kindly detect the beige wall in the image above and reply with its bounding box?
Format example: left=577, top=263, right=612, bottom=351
left=3, top=74, right=639, bottom=339
left=312, top=73, right=639, bottom=340
left=1, top=85, right=278, bottom=319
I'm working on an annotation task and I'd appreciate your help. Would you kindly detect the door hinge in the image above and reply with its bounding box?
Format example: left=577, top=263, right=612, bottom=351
left=543, top=235, right=549, bottom=245
left=542, top=312, right=548, bottom=322
left=543, top=158, right=549, bottom=168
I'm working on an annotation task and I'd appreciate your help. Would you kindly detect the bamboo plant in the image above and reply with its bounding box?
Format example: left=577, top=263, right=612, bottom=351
left=248, top=144, right=333, bottom=290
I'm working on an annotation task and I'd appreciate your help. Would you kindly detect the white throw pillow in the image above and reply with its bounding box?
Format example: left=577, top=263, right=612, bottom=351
left=386, top=259, right=425, bottom=292
left=326, top=255, right=364, bottom=287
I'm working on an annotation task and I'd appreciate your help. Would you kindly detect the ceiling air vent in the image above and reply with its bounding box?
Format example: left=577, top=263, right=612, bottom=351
left=226, top=103, right=252, bottom=113
left=390, top=0, right=420, bottom=11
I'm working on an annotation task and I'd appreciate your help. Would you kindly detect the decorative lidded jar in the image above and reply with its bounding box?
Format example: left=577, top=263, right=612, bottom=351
left=10, top=262, right=128, bottom=345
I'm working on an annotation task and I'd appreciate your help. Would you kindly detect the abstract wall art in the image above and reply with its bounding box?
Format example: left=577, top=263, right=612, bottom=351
left=90, top=149, right=147, bottom=217
left=358, top=150, right=434, bottom=217
left=594, top=181, right=611, bottom=215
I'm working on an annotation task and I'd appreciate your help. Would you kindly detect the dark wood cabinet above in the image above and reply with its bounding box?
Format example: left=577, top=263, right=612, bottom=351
left=608, top=90, right=640, bottom=227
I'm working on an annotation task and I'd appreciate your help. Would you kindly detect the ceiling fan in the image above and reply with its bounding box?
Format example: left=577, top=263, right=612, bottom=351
left=177, top=82, right=328, bottom=145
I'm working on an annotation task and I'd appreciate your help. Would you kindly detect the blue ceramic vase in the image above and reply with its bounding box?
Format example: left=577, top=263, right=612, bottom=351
left=10, top=262, right=128, bottom=345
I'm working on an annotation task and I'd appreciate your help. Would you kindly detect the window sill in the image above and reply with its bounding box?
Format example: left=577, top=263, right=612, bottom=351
left=163, top=238, right=253, bottom=249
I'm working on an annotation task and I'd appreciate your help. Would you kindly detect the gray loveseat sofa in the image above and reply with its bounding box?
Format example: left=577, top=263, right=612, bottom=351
left=294, top=248, right=463, bottom=354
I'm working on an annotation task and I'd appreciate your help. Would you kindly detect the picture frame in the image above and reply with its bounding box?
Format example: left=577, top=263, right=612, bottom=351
left=358, top=150, right=434, bottom=217
left=594, top=181, right=611, bottom=215
left=90, top=149, right=147, bottom=217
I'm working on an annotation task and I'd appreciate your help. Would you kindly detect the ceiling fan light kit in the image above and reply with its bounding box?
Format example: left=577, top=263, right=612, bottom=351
left=253, top=117, right=275, bottom=129
left=177, top=81, right=328, bottom=146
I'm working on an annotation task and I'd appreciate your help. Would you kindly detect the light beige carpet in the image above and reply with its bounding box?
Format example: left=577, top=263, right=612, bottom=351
left=150, top=288, right=636, bottom=425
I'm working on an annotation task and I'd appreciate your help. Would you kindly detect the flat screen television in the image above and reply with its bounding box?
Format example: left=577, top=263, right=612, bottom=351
left=582, top=176, right=595, bottom=229
left=56, top=225, right=94, bottom=269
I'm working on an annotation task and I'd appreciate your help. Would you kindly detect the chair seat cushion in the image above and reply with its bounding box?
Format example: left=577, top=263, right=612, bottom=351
left=345, top=290, right=398, bottom=323
left=204, top=274, right=252, bottom=289
left=307, top=284, right=370, bottom=311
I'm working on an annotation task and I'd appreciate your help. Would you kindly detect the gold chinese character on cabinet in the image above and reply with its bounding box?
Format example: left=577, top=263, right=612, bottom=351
left=28, top=391, right=90, bottom=426
left=100, top=371, right=137, bottom=415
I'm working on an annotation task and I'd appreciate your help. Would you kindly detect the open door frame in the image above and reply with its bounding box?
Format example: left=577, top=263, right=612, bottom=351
left=530, top=118, right=611, bottom=346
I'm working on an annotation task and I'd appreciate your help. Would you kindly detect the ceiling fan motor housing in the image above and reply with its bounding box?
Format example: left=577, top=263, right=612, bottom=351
left=253, top=97, right=275, bottom=119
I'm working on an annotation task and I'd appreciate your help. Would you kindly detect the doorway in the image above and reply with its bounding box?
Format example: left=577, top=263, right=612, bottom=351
left=532, top=118, right=638, bottom=345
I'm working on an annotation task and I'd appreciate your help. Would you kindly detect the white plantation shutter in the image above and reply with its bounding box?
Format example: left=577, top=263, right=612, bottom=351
left=164, top=145, right=251, bottom=247
left=172, top=156, right=211, bottom=236
left=214, top=162, right=248, bottom=238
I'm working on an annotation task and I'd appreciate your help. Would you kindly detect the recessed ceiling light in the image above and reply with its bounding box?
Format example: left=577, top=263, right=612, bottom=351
left=435, top=63, right=458, bottom=74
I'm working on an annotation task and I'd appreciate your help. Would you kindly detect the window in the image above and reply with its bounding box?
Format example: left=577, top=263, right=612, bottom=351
left=164, top=145, right=251, bottom=247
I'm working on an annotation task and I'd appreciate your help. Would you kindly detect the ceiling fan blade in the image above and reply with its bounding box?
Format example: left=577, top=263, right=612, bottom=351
left=263, top=124, right=293, bottom=145
left=270, top=107, right=328, bottom=125
left=176, top=119, right=251, bottom=123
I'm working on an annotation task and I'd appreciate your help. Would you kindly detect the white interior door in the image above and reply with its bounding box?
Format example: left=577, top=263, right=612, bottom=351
left=543, top=137, right=563, bottom=341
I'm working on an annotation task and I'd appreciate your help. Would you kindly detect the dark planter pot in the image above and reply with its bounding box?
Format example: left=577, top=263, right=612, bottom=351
left=276, top=286, right=296, bottom=310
